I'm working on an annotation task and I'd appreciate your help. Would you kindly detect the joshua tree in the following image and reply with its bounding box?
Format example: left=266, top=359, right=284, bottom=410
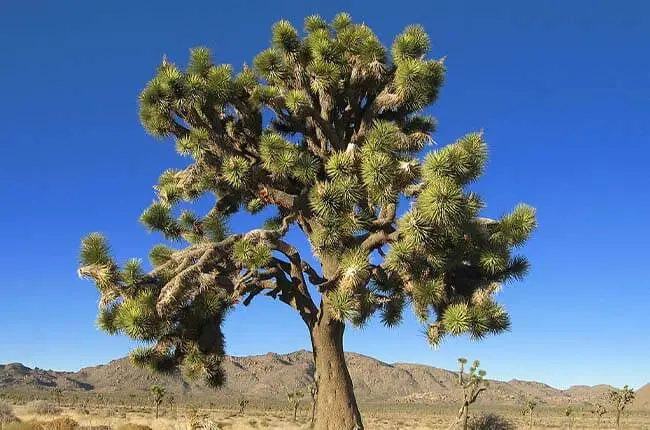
left=168, top=394, right=175, bottom=413
left=592, top=403, right=607, bottom=429
left=150, top=384, right=165, bottom=419
left=287, top=390, right=304, bottom=421
left=77, top=12, right=536, bottom=430
left=608, top=385, right=635, bottom=429
left=451, top=358, right=488, bottom=430
left=522, top=400, right=536, bottom=430
left=308, top=383, right=318, bottom=425
left=238, top=398, right=249, bottom=415
left=564, top=405, right=573, bottom=428
left=53, top=388, right=63, bottom=408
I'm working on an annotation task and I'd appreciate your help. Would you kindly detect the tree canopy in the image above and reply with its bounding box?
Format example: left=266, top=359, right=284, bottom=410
left=79, top=12, right=536, bottom=388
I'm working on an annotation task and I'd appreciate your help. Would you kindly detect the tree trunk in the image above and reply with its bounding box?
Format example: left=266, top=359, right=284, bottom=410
left=529, top=411, right=534, bottom=430
left=462, top=403, right=469, bottom=430
left=310, top=305, right=363, bottom=430
left=616, top=410, right=621, bottom=429
left=155, top=404, right=159, bottom=419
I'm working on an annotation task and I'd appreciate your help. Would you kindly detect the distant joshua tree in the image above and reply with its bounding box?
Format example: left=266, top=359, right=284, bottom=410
left=168, top=394, right=175, bottom=413
left=239, top=398, right=249, bottom=415
left=53, top=388, right=63, bottom=408
left=150, top=384, right=166, bottom=419
left=308, top=383, right=318, bottom=425
left=452, top=358, right=488, bottom=430
left=287, top=390, right=304, bottom=421
left=521, top=400, right=536, bottom=430
left=592, top=403, right=607, bottom=429
left=564, top=405, right=573, bottom=428
left=608, top=385, right=635, bottom=430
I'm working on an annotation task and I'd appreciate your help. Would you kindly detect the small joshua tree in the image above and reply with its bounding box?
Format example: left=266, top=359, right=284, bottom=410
left=564, top=405, right=573, bottom=428
left=168, top=394, right=175, bottom=413
left=608, top=385, right=635, bottom=429
left=287, top=390, right=304, bottom=421
left=453, top=358, right=488, bottom=430
left=522, top=400, right=536, bottom=430
left=238, top=398, right=249, bottom=415
left=150, top=384, right=165, bottom=419
left=53, top=388, right=63, bottom=408
left=308, top=383, right=318, bottom=425
left=592, top=403, right=607, bottom=429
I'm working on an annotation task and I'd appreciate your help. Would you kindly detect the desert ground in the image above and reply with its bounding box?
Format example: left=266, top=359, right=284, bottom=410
left=2, top=400, right=650, bottom=429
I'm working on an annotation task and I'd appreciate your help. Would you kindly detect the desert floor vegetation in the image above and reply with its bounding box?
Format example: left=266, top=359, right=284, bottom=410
left=2, top=400, right=649, bottom=430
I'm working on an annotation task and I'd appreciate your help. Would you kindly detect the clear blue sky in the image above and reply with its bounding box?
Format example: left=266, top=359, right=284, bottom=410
left=1, top=1, right=648, bottom=390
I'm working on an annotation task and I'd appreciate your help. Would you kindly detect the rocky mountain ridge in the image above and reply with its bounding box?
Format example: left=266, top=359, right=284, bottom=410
left=1, top=350, right=647, bottom=409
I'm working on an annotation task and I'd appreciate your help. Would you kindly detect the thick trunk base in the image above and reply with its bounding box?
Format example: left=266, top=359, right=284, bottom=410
left=311, top=313, right=363, bottom=430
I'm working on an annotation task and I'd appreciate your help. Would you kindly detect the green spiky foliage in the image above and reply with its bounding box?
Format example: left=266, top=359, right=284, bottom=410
left=150, top=384, right=165, bottom=419
left=454, top=358, right=489, bottom=430
left=609, top=385, right=635, bottom=429
left=78, top=13, right=536, bottom=413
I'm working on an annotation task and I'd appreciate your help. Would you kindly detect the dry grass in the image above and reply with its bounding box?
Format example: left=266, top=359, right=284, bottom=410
left=5, top=402, right=650, bottom=429
left=26, top=401, right=62, bottom=416
left=1, top=399, right=20, bottom=424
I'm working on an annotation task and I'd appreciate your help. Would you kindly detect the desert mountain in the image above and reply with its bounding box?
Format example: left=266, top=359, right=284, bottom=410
left=1, top=350, right=646, bottom=409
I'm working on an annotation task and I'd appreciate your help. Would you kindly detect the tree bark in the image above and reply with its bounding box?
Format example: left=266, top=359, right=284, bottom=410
left=462, top=402, right=469, bottom=430
left=310, top=303, right=363, bottom=430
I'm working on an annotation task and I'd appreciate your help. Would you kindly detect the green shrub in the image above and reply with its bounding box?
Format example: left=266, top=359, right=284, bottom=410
left=468, top=413, right=516, bottom=430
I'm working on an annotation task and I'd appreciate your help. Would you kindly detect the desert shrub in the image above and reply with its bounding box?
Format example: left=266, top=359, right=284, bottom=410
left=468, top=413, right=516, bottom=430
left=115, top=425, right=153, bottom=430
left=42, top=417, right=79, bottom=430
left=1, top=399, right=20, bottom=424
left=27, top=401, right=61, bottom=416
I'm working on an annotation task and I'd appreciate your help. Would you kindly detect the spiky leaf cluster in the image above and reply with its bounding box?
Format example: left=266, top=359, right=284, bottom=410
left=79, top=233, right=231, bottom=387
left=79, top=13, right=536, bottom=388
left=609, top=385, right=635, bottom=412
